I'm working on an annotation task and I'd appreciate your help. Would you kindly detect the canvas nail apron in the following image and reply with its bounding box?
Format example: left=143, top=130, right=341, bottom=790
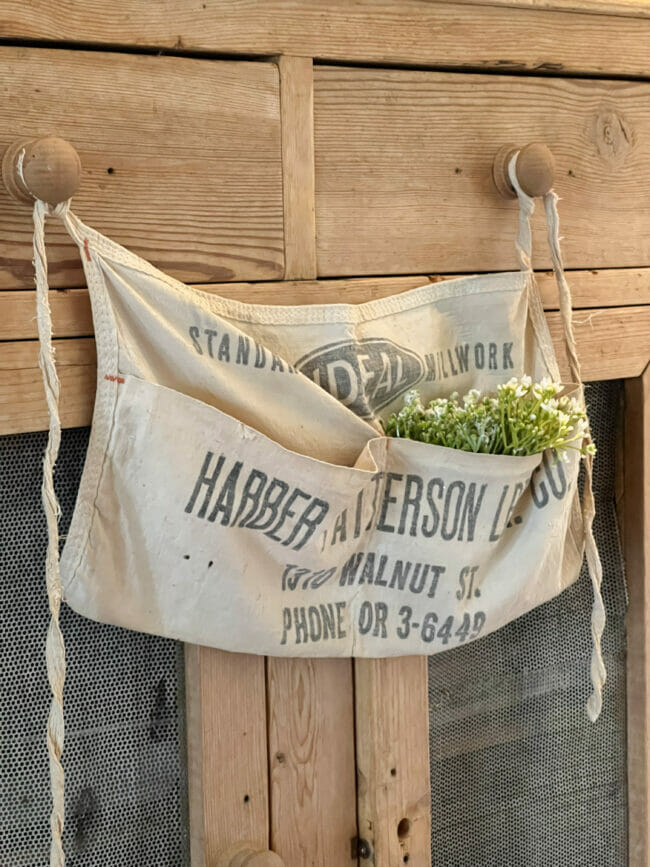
left=32, top=156, right=605, bottom=863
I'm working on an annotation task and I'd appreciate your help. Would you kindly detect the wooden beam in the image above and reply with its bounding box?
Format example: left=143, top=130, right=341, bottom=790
left=185, top=647, right=270, bottom=866
left=279, top=57, right=317, bottom=280
left=270, top=56, right=355, bottom=867
left=314, top=67, right=650, bottom=276
left=0, top=337, right=96, bottom=433
left=0, top=288, right=97, bottom=340
left=267, top=658, right=357, bottom=865
left=0, top=47, right=283, bottom=289
left=2, top=2, right=650, bottom=77
left=625, top=363, right=650, bottom=864
left=355, top=656, right=431, bottom=866
left=1, top=304, right=647, bottom=435
left=547, top=306, right=650, bottom=383
left=3, top=269, right=649, bottom=341
left=450, top=0, right=650, bottom=18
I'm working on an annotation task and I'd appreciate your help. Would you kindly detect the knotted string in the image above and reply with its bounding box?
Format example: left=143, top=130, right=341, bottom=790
left=33, top=197, right=70, bottom=865
left=508, top=155, right=606, bottom=722
left=543, top=191, right=606, bottom=722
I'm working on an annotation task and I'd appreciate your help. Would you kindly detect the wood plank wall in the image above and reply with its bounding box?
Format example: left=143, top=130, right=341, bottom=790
left=3, top=1, right=650, bottom=75
left=1, top=4, right=650, bottom=867
left=2, top=276, right=650, bottom=434
left=0, top=49, right=284, bottom=288
left=313, top=67, right=650, bottom=274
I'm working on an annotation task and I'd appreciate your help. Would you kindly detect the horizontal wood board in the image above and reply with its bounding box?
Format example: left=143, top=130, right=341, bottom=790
left=3, top=269, right=649, bottom=340
left=450, top=0, right=650, bottom=17
left=2, top=302, right=648, bottom=435
left=0, top=47, right=283, bottom=289
left=314, top=67, right=650, bottom=276
left=2, top=2, right=650, bottom=76
left=5, top=268, right=650, bottom=341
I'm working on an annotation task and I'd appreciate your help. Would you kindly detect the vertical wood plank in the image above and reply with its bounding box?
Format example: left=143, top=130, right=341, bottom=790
left=355, top=656, right=431, bottom=866
left=268, top=657, right=358, bottom=865
left=268, top=50, right=355, bottom=867
left=278, top=55, right=317, bottom=280
left=185, top=646, right=269, bottom=866
left=625, top=363, right=650, bottom=866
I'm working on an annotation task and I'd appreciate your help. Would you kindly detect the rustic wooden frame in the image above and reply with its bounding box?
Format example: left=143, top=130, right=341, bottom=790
left=1, top=9, right=650, bottom=862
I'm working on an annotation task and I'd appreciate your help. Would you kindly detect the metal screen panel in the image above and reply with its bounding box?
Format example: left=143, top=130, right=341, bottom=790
left=428, top=380, right=627, bottom=866
left=1, top=427, right=190, bottom=866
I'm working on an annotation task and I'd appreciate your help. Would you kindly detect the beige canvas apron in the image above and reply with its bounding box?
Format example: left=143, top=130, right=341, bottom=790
left=31, top=156, right=604, bottom=863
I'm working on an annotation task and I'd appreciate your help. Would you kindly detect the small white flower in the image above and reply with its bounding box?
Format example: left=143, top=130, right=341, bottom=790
left=383, top=377, right=593, bottom=459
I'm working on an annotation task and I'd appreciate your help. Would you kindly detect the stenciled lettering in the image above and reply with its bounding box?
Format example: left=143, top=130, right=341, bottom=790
left=280, top=602, right=347, bottom=645
left=185, top=451, right=329, bottom=550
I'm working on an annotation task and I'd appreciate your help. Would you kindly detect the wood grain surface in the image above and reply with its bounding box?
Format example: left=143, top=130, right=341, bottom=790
left=279, top=56, right=317, bottom=280
left=0, top=337, right=96, bottom=433
left=2, top=303, right=648, bottom=435
left=2, top=269, right=649, bottom=340
left=267, top=658, right=357, bottom=865
left=314, top=67, right=650, bottom=276
left=2, top=19, right=649, bottom=862
left=185, top=646, right=269, bottom=866
left=356, top=656, right=431, bottom=867
left=451, top=0, right=650, bottom=17
left=0, top=47, right=283, bottom=288
left=2, top=2, right=650, bottom=76
left=624, top=363, right=650, bottom=866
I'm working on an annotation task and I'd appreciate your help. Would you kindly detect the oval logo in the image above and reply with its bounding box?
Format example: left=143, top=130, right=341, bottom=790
left=295, top=339, right=424, bottom=419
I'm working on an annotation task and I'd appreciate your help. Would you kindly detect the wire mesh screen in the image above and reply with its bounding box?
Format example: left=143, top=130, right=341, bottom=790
left=428, top=379, right=627, bottom=866
left=1, top=427, right=190, bottom=866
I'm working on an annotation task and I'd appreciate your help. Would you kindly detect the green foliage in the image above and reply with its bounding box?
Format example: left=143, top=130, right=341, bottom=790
left=383, top=376, right=595, bottom=459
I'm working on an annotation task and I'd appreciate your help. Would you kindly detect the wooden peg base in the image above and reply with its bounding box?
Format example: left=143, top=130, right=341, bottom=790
left=2, top=139, right=35, bottom=203
left=2, top=136, right=81, bottom=205
left=215, top=841, right=285, bottom=867
left=492, top=143, right=519, bottom=199
left=492, top=141, right=556, bottom=199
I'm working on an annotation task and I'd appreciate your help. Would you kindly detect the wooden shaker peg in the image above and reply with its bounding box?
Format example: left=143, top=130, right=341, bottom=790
left=2, top=136, right=81, bottom=205
left=492, top=142, right=555, bottom=199
left=215, top=841, right=286, bottom=867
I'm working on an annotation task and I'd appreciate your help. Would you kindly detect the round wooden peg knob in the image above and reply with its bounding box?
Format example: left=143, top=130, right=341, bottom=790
left=2, top=136, right=81, bottom=205
left=214, top=841, right=285, bottom=867
left=493, top=142, right=555, bottom=199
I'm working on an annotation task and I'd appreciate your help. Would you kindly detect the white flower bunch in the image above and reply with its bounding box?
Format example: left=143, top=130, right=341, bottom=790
left=383, top=376, right=596, bottom=459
